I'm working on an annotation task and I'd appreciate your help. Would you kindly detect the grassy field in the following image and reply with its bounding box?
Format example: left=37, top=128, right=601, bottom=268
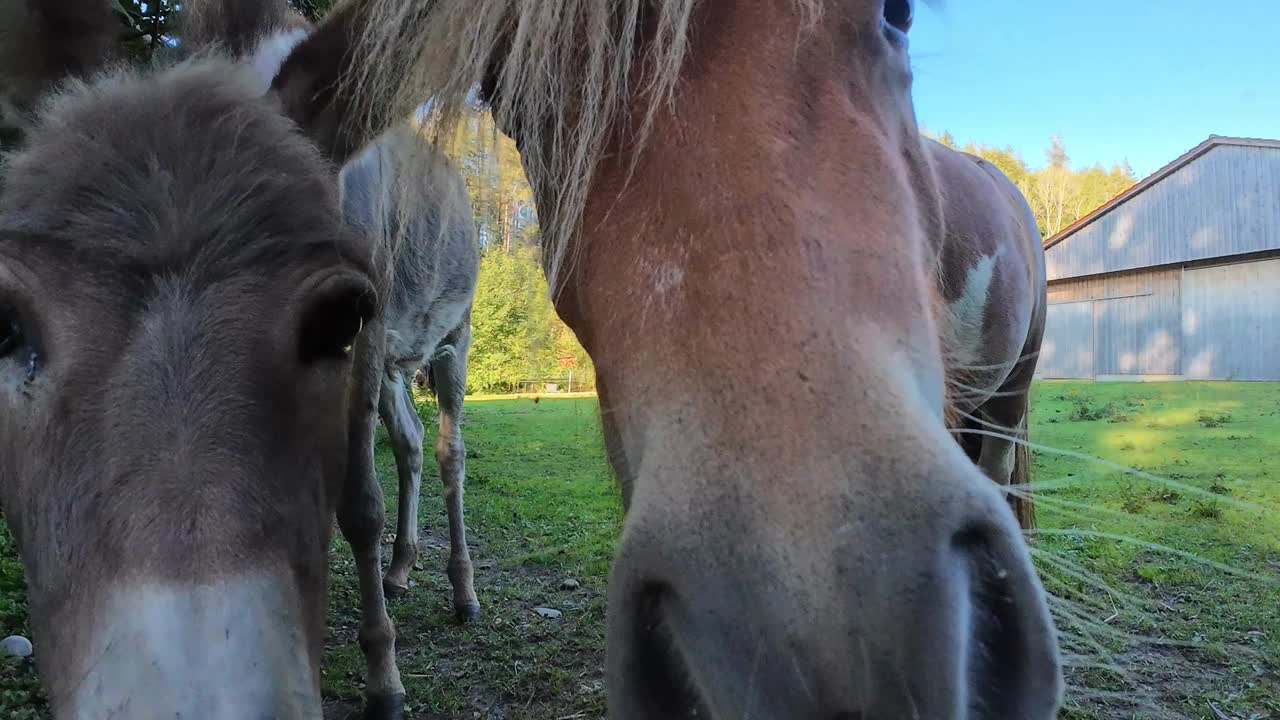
left=1030, top=382, right=1280, bottom=720
left=0, top=381, right=1277, bottom=719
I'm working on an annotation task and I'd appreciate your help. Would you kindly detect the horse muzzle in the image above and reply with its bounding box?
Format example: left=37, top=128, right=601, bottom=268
left=605, top=423, right=1063, bottom=720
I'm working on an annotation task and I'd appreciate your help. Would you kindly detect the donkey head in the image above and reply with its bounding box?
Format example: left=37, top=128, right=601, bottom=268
left=0, top=1, right=390, bottom=716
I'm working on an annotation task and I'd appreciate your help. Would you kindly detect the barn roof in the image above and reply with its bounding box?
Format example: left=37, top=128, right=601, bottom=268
left=1043, top=135, right=1280, bottom=251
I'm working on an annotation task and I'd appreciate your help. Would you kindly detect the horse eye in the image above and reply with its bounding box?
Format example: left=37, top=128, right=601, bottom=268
left=0, top=309, right=22, bottom=360
left=299, top=285, right=376, bottom=364
left=884, top=0, right=913, bottom=34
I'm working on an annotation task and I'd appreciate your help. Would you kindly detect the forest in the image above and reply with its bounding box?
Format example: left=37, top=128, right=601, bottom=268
left=923, top=127, right=1139, bottom=239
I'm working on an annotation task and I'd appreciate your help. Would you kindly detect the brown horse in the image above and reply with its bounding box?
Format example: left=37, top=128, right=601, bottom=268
left=0, top=0, right=483, bottom=717
left=313, top=0, right=1062, bottom=717
left=931, top=139, right=1048, bottom=530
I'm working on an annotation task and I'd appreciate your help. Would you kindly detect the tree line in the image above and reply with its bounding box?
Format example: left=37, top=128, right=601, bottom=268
left=923, top=128, right=1140, bottom=238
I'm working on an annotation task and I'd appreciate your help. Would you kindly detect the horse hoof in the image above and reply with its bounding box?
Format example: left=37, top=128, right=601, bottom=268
left=382, top=578, right=409, bottom=599
left=454, top=603, right=481, bottom=624
left=363, top=692, right=405, bottom=720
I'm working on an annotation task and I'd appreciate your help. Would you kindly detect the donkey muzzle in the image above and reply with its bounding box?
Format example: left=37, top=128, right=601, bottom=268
left=63, top=574, right=321, bottom=720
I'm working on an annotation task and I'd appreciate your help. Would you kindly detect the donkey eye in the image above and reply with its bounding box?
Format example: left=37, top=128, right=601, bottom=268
left=299, top=285, right=376, bottom=364
left=884, top=0, right=913, bottom=34
left=0, top=308, right=22, bottom=360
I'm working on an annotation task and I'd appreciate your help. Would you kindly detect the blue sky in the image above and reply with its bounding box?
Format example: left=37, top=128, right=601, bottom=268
left=909, top=0, right=1280, bottom=178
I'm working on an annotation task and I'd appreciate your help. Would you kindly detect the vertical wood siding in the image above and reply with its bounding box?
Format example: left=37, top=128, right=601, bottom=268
left=1181, top=258, right=1280, bottom=380
left=1039, top=302, right=1094, bottom=378
left=1038, top=269, right=1181, bottom=378
left=1038, top=260, right=1280, bottom=380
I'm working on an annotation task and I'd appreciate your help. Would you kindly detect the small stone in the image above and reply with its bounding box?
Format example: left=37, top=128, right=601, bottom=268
left=560, top=578, right=580, bottom=591
left=533, top=607, right=562, bottom=620
left=1, top=635, right=32, bottom=658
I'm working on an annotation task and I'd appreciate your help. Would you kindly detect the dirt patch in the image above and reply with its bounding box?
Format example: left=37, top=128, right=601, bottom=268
left=1062, top=641, right=1274, bottom=720
left=322, top=524, right=608, bottom=720
left=322, top=699, right=363, bottom=720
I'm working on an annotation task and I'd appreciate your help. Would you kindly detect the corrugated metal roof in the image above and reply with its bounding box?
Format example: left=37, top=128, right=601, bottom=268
left=1043, top=135, right=1280, bottom=251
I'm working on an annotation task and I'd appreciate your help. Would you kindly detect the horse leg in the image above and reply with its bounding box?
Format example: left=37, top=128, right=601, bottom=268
left=431, top=329, right=480, bottom=622
left=339, top=345, right=404, bottom=719
left=976, top=414, right=1017, bottom=483
left=381, top=370, right=425, bottom=599
left=954, top=413, right=984, bottom=464
left=976, top=393, right=1035, bottom=530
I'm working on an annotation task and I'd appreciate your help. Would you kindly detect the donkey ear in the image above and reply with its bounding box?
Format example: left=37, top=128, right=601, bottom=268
left=0, top=0, right=117, bottom=124
left=270, top=0, right=385, bottom=165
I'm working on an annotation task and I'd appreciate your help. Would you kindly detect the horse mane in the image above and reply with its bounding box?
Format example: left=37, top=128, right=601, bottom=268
left=349, top=0, right=821, bottom=291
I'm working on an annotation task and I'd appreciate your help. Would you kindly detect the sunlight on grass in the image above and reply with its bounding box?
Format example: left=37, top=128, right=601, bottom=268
left=1030, top=381, right=1280, bottom=720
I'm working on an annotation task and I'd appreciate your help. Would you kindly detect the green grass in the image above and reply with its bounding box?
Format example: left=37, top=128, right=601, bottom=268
left=0, top=383, right=1277, bottom=719
left=1033, top=381, right=1280, bottom=720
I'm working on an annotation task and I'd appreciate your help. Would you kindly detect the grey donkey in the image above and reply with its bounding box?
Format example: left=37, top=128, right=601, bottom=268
left=0, top=0, right=480, bottom=716
left=340, top=126, right=483, bottom=617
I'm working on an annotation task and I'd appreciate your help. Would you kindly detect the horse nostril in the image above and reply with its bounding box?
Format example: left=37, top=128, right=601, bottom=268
left=953, top=523, right=1034, bottom=715
left=628, top=583, right=707, bottom=718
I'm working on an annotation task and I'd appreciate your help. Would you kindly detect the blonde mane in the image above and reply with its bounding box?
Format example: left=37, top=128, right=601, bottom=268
left=349, top=0, right=821, bottom=291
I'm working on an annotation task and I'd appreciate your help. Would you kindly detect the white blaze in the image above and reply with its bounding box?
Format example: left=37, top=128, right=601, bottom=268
left=946, top=252, right=998, bottom=366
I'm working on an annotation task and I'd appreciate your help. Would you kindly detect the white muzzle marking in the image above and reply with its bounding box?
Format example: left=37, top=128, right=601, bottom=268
left=70, top=575, right=320, bottom=720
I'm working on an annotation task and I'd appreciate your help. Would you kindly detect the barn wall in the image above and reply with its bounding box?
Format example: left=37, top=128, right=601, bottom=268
left=1038, top=258, right=1280, bottom=380
left=1181, top=257, right=1280, bottom=380
left=1038, top=268, right=1182, bottom=379
left=1045, top=144, right=1280, bottom=282
left=1039, top=302, right=1093, bottom=378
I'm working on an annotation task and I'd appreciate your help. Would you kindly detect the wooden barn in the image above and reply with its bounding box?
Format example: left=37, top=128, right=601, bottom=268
left=1036, top=135, right=1280, bottom=381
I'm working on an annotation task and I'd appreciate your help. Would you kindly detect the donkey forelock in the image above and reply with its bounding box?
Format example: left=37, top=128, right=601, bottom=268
left=2, top=59, right=371, bottom=286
